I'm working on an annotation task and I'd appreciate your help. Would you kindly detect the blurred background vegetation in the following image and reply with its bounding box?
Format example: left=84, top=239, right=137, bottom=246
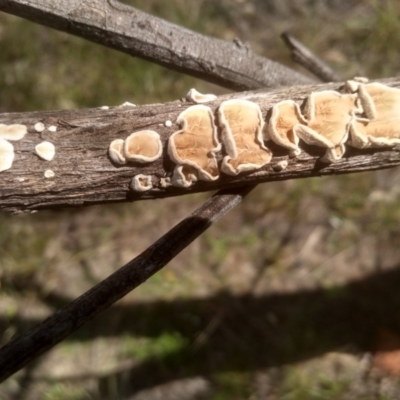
left=2, top=0, right=400, bottom=399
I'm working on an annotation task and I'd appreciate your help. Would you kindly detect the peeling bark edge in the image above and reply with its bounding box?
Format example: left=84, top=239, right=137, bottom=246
left=0, top=78, right=399, bottom=213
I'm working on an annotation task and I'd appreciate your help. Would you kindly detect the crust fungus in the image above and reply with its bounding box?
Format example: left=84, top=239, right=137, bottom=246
left=266, top=100, right=306, bottom=156
left=44, top=169, right=55, bottom=179
left=168, top=105, right=220, bottom=184
left=35, top=141, right=56, bottom=161
left=294, top=91, right=361, bottom=162
left=185, top=88, right=217, bottom=104
left=119, top=102, right=136, bottom=107
left=160, top=177, right=172, bottom=188
left=0, top=124, right=28, bottom=141
left=48, top=125, right=57, bottom=132
left=34, top=122, right=45, bottom=132
left=124, top=130, right=162, bottom=163
left=218, top=99, right=272, bottom=175
left=273, top=159, right=289, bottom=172
left=171, top=165, right=199, bottom=188
left=0, top=138, right=14, bottom=172
left=348, top=83, right=400, bottom=148
left=108, top=139, right=126, bottom=165
left=130, top=174, right=153, bottom=192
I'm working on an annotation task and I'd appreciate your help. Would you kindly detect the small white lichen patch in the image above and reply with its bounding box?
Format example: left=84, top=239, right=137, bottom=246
left=0, top=138, right=14, bottom=172
left=35, top=141, right=55, bottom=161
left=100, top=106, right=109, bottom=110
left=0, top=124, right=28, bottom=141
left=16, top=177, right=25, bottom=182
left=109, top=139, right=126, bottom=165
left=34, top=122, right=45, bottom=132
left=186, top=88, right=217, bottom=104
left=44, top=169, right=55, bottom=179
left=130, top=174, right=153, bottom=192
left=165, top=120, right=172, bottom=127
left=48, top=125, right=57, bottom=132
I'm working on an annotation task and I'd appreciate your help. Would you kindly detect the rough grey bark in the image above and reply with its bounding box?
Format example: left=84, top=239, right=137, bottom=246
left=1, top=78, right=400, bottom=213
left=0, top=0, right=314, bottom=90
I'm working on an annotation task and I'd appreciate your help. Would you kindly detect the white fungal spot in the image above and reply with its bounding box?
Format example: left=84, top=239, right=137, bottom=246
left=44, top=169, right=55, bottom=179
left=0, top=138, right=14, bottom=172
left=119, top=102, right=136, bottom=107
left=16, top=177, right=25, bottom=182
left=48, top=125, right=57, bottom=132
left=160, top=177, right=172, bottom=188
left=34, top=122, right=45, bottom=132
left=186, top=88, right=217, bottom=104
left=165, top=120, right=172, bottom=127
left=130, top=174, right=153, bottom=192
left=0, top=124, right=28, bottom=141
left=35, top=141, right=55, bottom=161
left=273, top=160, right=289, bottom=171
left=108, top=139, right=126, bottom=165
left=124, top=130, right=162, bottom=163
left=100, top=106, right=109, bottom=110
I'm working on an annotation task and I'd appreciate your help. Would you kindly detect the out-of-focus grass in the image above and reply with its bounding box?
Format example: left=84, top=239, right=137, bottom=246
left=2, top=1, right=400, bottom=399
left=120, top=331, right=189, bottom=361
left=43, top=384, right=91, bottom=400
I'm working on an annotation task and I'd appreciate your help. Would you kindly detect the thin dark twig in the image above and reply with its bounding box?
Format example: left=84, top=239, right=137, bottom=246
left=0, top=185, right=255, bottom=382
left=281, top=32, right=343, bottom=82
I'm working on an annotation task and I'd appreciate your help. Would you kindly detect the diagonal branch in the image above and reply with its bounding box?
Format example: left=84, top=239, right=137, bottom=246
left=0, top=0, right=314, bottom=91
left=1, top=78, right=400, bottom=213
left=281, top=32, right=343, bottom=83
left=0, top=185, right=255, bottom=382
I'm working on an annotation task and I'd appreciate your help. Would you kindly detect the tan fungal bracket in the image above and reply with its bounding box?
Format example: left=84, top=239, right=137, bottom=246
left=266, top=100, right=306, bottom=157
left=108, top=139, right=126, bottom=165
left=130, top=174, right=153, bottom=192
left=294, top=91, right=361, bottom=162
left=185, top=88, right=217, bottom=104
left=168, top=105, right=220, bottom=187
left=108, top=79, right=400, bottom=192
left=347, top=82, right=400, bottom=148
left=124, top=130, right=162, bottom=163
left=219, top=99, right=272, bottom=175
left=0, top=138, right=14, bottom=172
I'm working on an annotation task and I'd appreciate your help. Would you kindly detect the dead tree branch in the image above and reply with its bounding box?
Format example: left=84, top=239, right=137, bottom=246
left=0, top=0, right=314, bottom=90
left=281, top=32, right=343, bottom=83
left=1, top=78, right=400, bottom=213
left=0, top=185, right=254, bottom=382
